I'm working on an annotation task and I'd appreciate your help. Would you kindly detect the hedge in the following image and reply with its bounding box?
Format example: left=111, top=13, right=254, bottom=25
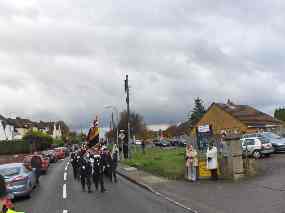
left=0, top=140, right=31, bottom=155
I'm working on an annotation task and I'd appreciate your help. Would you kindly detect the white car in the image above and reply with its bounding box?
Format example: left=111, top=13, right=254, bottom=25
left=240, top=136, right=274, bottom=159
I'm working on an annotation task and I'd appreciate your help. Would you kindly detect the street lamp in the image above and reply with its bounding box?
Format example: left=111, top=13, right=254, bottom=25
left=104, top=105, right=119, bottom=146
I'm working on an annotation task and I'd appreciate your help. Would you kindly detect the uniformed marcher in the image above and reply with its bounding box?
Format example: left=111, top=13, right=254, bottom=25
left=71, top=152, right=78, bottom=180
left=79, top=155, right=88, bottom=191
left=93, top=155, right=106, bottom=193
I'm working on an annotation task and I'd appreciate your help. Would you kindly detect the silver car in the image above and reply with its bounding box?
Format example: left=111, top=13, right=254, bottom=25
left=260, top=132, right=285, bottom=152
left=240, top=136, right=274, bottom=159
left=0, top=163, right=36, bottom=198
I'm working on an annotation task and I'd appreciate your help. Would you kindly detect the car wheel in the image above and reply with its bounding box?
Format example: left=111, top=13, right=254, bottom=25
left=253, top=150, right=261, bottom=159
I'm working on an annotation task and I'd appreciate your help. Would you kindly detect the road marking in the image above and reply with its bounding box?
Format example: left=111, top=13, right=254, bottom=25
left=63, top=184, right=67, bottom=199
left=64, top=172, right=67, bottom=181
left=63, top=210, right=68, bottom=213
left=65, top=166, right=68, bottom=171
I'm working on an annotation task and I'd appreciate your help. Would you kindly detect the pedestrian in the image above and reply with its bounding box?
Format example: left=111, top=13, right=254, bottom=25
left=206, top=143, right=218, bottom=180
left=185, top=144, right=198, bottom=181
left=123, top=142, right=128, bottom=159
left=111, top=145, right=119, bottom=183
left=141, top=139, right=146, bottom=154
left=93, top=155, right=106, bottom=193
left=31, top=155, right=42, bottom=185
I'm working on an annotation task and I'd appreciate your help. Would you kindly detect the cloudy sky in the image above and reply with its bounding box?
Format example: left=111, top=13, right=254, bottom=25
left=0, top=0, right=284, bottom=130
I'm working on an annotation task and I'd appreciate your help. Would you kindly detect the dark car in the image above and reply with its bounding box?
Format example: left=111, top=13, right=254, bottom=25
left=0, top=163, right=36, bottom=198
left=42, top=150, right=58, bottom=163
left=155, top=140, right=171, bottom=147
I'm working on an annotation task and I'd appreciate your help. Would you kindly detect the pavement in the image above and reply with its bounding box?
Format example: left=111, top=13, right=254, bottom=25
left=14, top=158, right=190, bottom=213
left=117, top=154, right=285, bottom=213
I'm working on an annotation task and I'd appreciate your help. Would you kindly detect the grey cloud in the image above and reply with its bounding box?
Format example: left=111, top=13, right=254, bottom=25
left=0, top=0, right=284, bottom=129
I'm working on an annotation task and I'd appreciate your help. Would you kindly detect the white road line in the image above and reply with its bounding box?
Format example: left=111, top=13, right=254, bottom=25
left=65, top=166, right=68, bottom=171
left=63, top=210, right=68, bottom=213
left=63, top=184, right=67, bottom=199
left=64, top=172, right=67, bottom=181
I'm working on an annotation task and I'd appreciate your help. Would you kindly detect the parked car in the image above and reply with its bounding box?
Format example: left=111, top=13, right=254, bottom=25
left=135, top=140, right=142, bottom=145
left=23, top=155, right=49, bottom=174
left=54, top=147, right=65, bottom=159
left=240, top=136, right=274, bottom=159
left=0, top=163, right=36, bottom=198
left=42, top=150, right=58, bottom=163
left=154, top=140, right=171, bottom=147
left=260, top=132, right=285, bottom=152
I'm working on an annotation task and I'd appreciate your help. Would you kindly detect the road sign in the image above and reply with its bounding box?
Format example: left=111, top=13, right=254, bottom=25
left=119, top=133, right=125, bottom=140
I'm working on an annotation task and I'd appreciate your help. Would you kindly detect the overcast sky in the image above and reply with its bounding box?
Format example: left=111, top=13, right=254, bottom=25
left=0, top=0, right=284, bottom=130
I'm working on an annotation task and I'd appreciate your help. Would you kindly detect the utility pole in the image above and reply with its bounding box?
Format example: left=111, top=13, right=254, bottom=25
left=125, top=74, right=131, bottom=158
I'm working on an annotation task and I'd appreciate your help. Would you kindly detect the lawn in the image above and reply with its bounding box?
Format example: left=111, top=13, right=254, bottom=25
left=123, top=147, right=186, bottom=179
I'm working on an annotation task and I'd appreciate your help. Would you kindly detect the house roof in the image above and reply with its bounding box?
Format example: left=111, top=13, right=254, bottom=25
left=215, top=102, right=283, bottom=128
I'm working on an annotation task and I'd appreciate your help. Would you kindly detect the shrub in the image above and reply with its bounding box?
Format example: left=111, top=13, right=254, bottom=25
left=23, top=130, right=53, bottom=151
left=0, top=140, right=31, bottom=154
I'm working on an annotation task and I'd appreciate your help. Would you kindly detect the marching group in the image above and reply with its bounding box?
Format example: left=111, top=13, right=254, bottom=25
left=70, top=143, right=119, bottom=193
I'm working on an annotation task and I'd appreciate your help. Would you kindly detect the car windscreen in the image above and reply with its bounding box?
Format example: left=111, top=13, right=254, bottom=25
left=0, top=167, right=21, bottom=177
left=263, top=132, right=281, bottom=139
left=259, top=137, right=270, bottom=144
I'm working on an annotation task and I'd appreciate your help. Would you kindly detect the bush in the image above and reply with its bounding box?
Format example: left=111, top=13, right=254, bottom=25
left=52, top=139, right=65, bottom=147
left=0, top=140, right=31, bottom=154
left=23, top=130, right=53, bottom=151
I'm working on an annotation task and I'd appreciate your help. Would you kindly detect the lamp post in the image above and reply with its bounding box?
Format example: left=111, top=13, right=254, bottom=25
left=104, top=105, right=119, bottom=146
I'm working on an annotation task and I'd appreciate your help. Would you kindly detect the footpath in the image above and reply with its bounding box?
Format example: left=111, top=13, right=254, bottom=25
left=117, top=158, right=285, bottom=213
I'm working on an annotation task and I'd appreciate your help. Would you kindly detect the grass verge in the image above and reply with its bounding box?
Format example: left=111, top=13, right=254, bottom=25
left=123, top=147, right=186, bottom=179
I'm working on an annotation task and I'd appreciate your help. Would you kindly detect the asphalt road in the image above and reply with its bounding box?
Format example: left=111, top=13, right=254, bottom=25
left=14, top=158, right=189, bottom=213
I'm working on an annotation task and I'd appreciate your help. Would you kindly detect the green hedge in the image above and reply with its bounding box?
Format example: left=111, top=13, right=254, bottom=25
left=0, top=140, right=31, bottom=155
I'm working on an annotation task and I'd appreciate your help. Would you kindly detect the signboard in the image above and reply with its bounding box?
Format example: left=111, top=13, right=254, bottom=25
left=198, top=124, right=210, bottom=133
left=198, top=160, right=211, bottom=177
left=119, top=133, right=125, bottom=140
left=198, top=160, right=220, bottom=178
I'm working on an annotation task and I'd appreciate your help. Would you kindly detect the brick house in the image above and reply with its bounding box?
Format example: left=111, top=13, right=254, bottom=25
left=192, top=100, right=284, bottom=136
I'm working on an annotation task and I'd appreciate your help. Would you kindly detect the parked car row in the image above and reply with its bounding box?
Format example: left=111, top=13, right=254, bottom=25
left=153, top=139, right=187, bottom=148
left=0, top=146, right=69, bottom=203
left=240, top=132, right=285, bottom=159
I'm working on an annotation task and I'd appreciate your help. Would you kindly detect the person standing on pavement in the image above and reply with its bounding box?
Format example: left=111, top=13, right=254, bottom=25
left=31, top=155, right=42, bottom=185
left=123, top=141, right=128, bottom=159
left=141, top=139, right=146, bottom=154
left=186, top=144, right=199, bottom=181
left=206, top=143, right=218, bottom=180
left=111, top=146, right=119, bottom=183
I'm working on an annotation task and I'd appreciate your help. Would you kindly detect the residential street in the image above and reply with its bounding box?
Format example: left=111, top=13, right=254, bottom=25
left=14, top=158, right=189, bottom=213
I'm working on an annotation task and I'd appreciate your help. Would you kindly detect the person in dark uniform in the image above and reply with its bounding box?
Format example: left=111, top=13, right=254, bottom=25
left=105, top=151, right=113, bottom=182
left=71, top=152, right=78, bottom=180
left=79, top=155, right=87, bottom=191
left=93, top=155, right=106, bottom=193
